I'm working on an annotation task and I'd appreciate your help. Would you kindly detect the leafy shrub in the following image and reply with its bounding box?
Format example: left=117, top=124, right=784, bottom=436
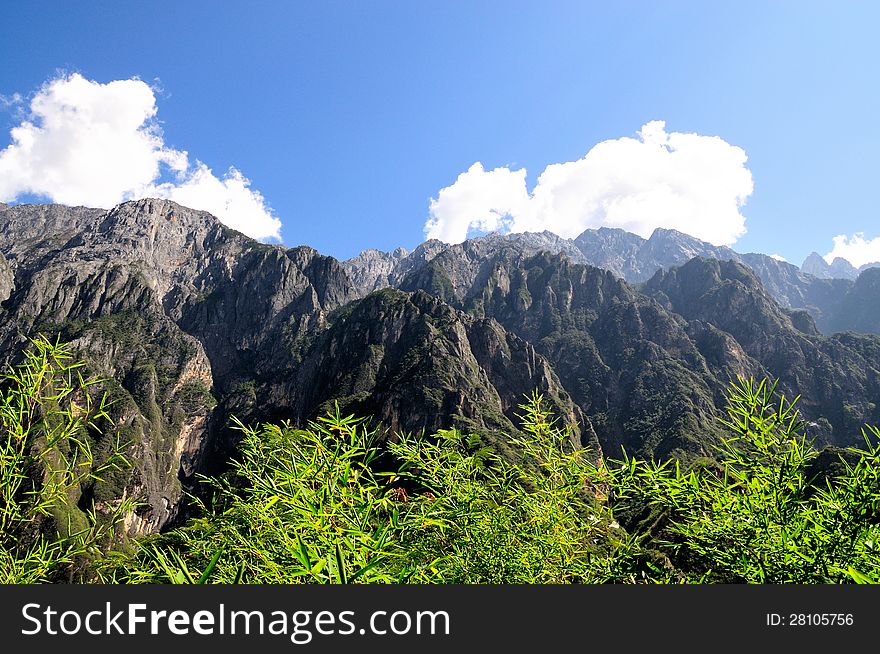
left=103, top=408, right=420, bottom=583
left=0, top=336, right=133, bottom=582
left=387, top=393, right=649, bottom=582
left=101, top=394, right=651, bottom=583
left=4, top=339, right=878, bottom=585
left=606, top=378, right=880, bottom=583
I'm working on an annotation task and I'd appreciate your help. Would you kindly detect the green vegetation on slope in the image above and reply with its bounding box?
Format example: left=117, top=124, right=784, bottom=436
left=0, top=336, right=134, bottom=582
left=609, top=378, right=880, bottom=583
left=1, top=339, right=878, bottom=583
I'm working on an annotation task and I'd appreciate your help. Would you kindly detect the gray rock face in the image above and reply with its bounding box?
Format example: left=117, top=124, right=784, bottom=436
left=345, top=226, right=880, bottom=334
left=829, top=256, right=859, bottom=280
left=341, top=240, right=449, bottom=296
left=0, top=200, right=585, bottom=532
left=802, top=252, right=837, bottom=279
left=342, top=247, right=411, bottom=295
left=0, top=199, right=364, bottom=532
left=0, top=252, right=13, bottom=304
left=343, top=232, right=584, bottom=297
left=573, top=227, right=737, bottom=283
left=801, top=251, right=880, bottom=281
left=572, top=227, right=645, bottom=278
left=0, top=201, right=226, bottom=531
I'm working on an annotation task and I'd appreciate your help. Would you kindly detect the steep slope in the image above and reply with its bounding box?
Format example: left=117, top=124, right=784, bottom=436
left=402, top=248, right=730, bottom=460
left=0, top=200, right=362, bottom=531
left=645, top=258, right=880, bottom=445
left=345, top=225, right=878, bottom=335
left=0, top=200, right=591, bottom=531
left=0, top=201, right=228, bottom=531
left=401, top=244, right=880, bottom=455
left=574, top=227, right=737, bottom=283
left=286, top=289, right=588, bottom=454
left=826, top=268, right=880, bottom=335
left=737, top=253, right=851, bottom=332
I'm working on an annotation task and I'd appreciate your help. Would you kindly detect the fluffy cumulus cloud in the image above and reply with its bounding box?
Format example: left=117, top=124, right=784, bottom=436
left=0, top=73, right=281, bottom=241
left=423, top=163, right=530, bottom=243
left=824, top=233, right=880, bottom=268
left=425, top=121, right=754, bottom=245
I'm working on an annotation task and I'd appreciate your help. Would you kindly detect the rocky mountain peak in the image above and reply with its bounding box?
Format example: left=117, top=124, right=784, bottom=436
left=343, top=245, right=425, bottom=296
left=95, top=198, right=216, bottom=237
left=829, top=257, right=860, bottom=280
left=801, top=251, right=831, bottom=277
left=801, top=251, right=865, bottom=281
left=648, top=226, right=688, bottom=240
left=643, top=228, right=737, bottom=262
left=645, top=257, right=796, bottom=347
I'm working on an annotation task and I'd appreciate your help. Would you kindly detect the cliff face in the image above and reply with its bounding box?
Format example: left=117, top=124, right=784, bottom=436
left=284, top=289, right=587, bottom=454
left=400, top=248, right=880, bottom=457
left=0, top=200, right=364, bottom=531
left=2, top=199, right=880, bottom=534
left=0, top=201, right=585, bottom=531
left=644, top=259, right=880, bottom=440
left=400, top=249, right=724, bottom=460
left=346, top=225, right=880, bottom=335
left=0, top=201, right=225, bottom=531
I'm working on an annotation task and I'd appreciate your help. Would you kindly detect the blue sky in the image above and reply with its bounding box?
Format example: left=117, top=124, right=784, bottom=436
left=1, top=1, right=879, bottom=265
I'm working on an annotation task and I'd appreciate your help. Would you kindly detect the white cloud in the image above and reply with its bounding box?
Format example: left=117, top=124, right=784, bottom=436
left=0, top=92, right=23, bottom=108
left=0, top=73, right=281, bottom=241
left=149, top=164, right=281, bottom=241
left=424, top=163, right=529, bottom=242
left=824, top=233, right=880, bottom=268
left=425, top=121, right=754, bottom=245
left=769, top=254, right=787, bottom=262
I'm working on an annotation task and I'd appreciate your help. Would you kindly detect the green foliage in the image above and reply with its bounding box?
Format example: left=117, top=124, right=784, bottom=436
left=103, top=407, right=421, bottom=583
left=388, top=391, right=647, bottom=582
left=174, top=380, right=217, bottom=413
left=0, top=336, right=134, bottom=582
left=99, top=394, right=651, bottom=583
left=606, top=378, right=880, bottom=583
left=86, top=376, right=880, bottom=584
left=4, top=337, right=878, bottom=585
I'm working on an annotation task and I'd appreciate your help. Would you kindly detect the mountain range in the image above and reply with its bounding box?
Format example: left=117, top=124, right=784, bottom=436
left=1, top=199, right=878, bottom=534
left=345, top=226, right=880, bottom=335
